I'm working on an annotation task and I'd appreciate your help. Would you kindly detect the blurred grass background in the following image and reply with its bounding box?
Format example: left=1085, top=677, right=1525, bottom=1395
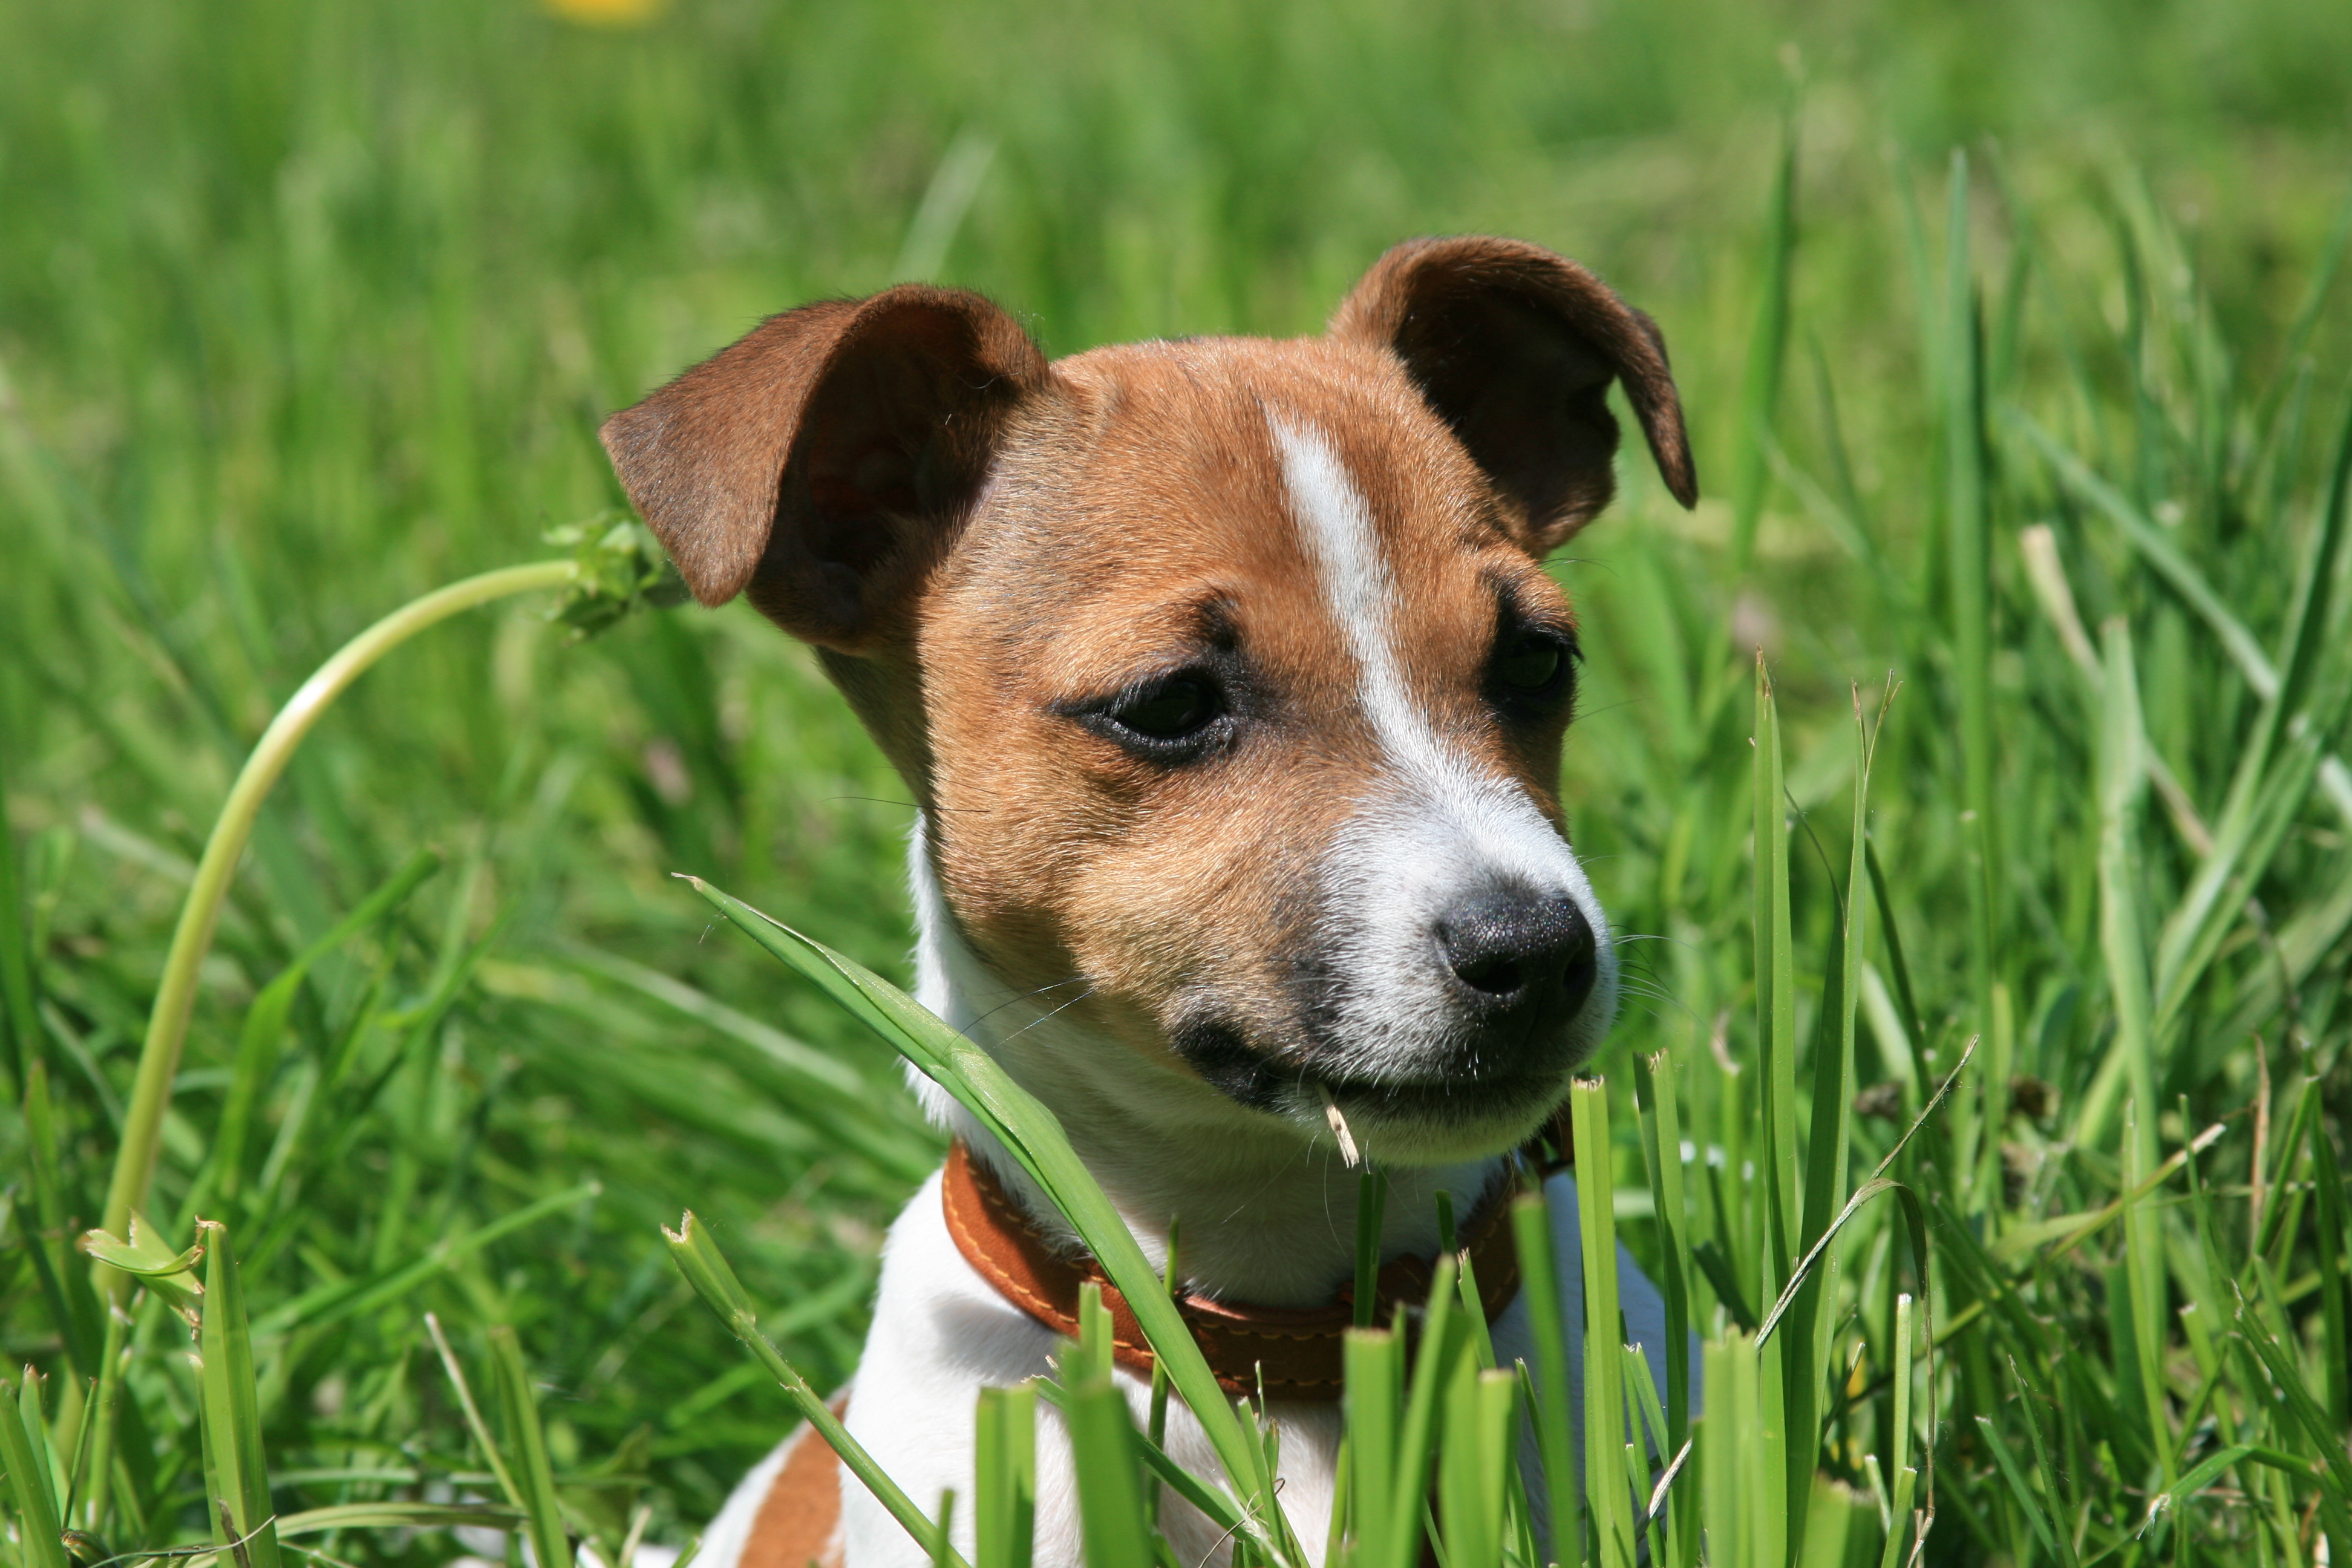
left=4, top=0, right=2351, bottom=1555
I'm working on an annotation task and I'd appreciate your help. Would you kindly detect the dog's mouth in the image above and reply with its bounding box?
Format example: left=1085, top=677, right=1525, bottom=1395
left=1316, top=1067, right=1558, bottom=1140
left=1169, top=1017, right=1567, bottom=1151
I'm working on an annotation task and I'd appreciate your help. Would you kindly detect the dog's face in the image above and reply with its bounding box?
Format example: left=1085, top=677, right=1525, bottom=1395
left=915, top=339, right=1621, bottom=1158
left=603, top=238, right=1696, bottom=1163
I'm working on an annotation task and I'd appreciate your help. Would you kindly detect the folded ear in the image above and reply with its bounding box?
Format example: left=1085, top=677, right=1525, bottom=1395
left=599, top=286, right=1050, bottom=649
left=1330, top=236, right=1697, bottom=550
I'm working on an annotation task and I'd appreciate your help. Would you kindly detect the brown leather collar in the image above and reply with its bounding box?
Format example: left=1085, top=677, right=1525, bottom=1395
left=941, top=1122, right=1567, bottom=1401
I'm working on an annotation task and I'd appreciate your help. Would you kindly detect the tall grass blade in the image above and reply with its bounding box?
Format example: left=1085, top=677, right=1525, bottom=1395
left=1065, top=1380, right=1152, bottom=1568
left=1752, top=657, right=1798, bottom=1285
left=0, top=742, right=37, bottom=1098
left=1508, top=1194, right=1575, bottom=1568
left=1569, top=1081, right=1634, bottom=1568
left=272, top=1501, right=524, bottom=1535
left=1749, top=656, right=1798, bottom=1562
left=1618, top=1344, right=1671, bottom=1565
left=932, top=1493, right=958, bottom=1568
left=1633, top=1051, right=1692, bottom=1460
left=2117, top=1105, right=2174, bottom=1487
left=488, top=1324, right=572, bottom=1568
left=1730, top=106, right=1799, bottom=578
left=1146, top=1221, right=1177, bottom=1526
left=2, top=1366, right=70, bottom=1568
left=193, top=1221, right=282, bottom=1568
left=1390, top=1258, right=1460, bottom=1568
left=2307, top=1124, right=2350, bottom=1434
left=2003, top=1360, right=2079, bottom=1568
left=1074, top=1283, right=1114, bottom=1388
left=1877, top=1294, right=1916, bottom=1568
left=1782, top=691, right=1878, bottom=1545
left=892, top=129, right=997, bottom=284
left=424, top=1313, right=524, bottom=1511
left=1343, top=1330, right=1402, bottom=1568
left=975, top=1383, right=1037, bottom=1568
left=1971, top=1414, right=2065, bottom=1566
left=1699, top=1335, right=1770, bottom=1568
left=2084, top=621, right=2161, bottom=1174
left=1436, top=1364, right=1515, bottom=1568
left=1353, top=1170, right=1386, bottom=1333
left=1860, top=844, right=1930, bottom=1091
left=1941, top=149, right=2001, bottom=1037
left=73, top=1294, right=129, bottom=1537
left=1438, top=1191, right=1498, bottom=1373
left=2152, top=723, right=2337, bottom=1046
left=555, top=941, right=886, bottom=1105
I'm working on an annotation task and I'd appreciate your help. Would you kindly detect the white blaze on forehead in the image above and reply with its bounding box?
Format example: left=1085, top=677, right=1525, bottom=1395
left=1269, top=415, right=1617, bottom=1073
left=1270, top=417, right=1436, bottom=773
left=1270, top=416, right=1521, bottom=802
left=1268, top=414, right=1557, bottom=829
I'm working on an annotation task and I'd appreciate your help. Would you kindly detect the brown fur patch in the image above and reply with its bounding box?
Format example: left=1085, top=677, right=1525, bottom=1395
left=740, top=1406, right=848, bottom=1568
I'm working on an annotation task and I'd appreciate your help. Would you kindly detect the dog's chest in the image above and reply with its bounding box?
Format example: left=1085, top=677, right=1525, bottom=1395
left=828, top=1171, right=1602, bottom=1568
left=837, top=1171, right=1367, bottom=1568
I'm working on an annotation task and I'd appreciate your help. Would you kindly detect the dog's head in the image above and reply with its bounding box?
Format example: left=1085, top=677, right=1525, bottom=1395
left=603, top=237, right=1695, bottom=1164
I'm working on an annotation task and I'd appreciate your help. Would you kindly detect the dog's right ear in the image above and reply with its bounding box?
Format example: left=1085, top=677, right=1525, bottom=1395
left=599, top=287, right=1049, bottom=651
left=1330, top=237, right=1697, bottom=552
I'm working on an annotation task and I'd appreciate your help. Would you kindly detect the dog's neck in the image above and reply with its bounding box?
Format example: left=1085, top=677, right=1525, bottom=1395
left=905, top=818, right=1504, bottom=1310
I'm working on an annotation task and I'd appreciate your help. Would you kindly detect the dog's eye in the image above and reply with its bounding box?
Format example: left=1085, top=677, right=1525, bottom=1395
left=1106, top=675, right=1223, bottom=743
left=1495, top=630, right=1569, bottom=696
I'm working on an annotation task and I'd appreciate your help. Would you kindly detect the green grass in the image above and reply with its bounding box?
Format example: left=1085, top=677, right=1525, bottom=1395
left=4, top=1, right=2352, bottom=1565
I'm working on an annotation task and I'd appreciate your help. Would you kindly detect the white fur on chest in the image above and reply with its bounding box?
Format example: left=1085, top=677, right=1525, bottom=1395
left=698, top=1162, right=1679, bottom=1568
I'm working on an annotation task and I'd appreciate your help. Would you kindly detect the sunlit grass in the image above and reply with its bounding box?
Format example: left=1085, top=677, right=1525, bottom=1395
left=4, top=1, right=2351, bottom=1564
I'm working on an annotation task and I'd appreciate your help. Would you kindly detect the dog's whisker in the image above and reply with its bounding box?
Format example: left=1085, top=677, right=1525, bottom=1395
left=1617, top=982, right=1694, bottom=1019
left=986, top=984, right=1099, bottom=1049
left=959, top=975, right=1093, bottom=1034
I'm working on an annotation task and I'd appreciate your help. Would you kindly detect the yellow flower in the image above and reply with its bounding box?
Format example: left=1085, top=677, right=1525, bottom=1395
left=542, top=0, right=667, bottom=27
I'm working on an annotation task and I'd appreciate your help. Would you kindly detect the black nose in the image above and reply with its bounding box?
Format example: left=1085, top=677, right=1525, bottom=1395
left=1435, top=890, right=1599, bottom=1024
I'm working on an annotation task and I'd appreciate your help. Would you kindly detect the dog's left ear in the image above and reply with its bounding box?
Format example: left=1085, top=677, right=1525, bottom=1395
left=1330, top=236, right=1698, bottom=550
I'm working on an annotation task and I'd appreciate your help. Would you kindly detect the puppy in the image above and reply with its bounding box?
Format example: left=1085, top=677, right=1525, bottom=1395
left=600, top=236, right=1699, bottom=1568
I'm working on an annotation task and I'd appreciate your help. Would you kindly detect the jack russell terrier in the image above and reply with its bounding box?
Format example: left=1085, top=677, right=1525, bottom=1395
left=600, top=235, right=1699, bottom=1568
